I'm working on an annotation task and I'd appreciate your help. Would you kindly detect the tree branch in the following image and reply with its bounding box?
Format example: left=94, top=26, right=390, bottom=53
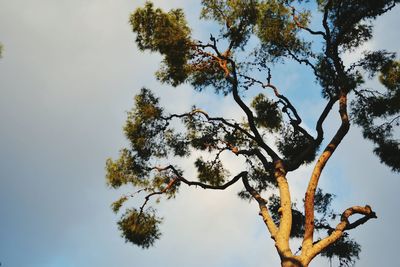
left=291, top=6, right=326, bottom=39
left=139, top=178, right=179, bottom=214
left=153, top=165, right=248, bottom=190
left=239, top=72, right=315, bottom=145
left=302, top=92, right=350, bottom=252
left=302, top=0, right=351, bottom=251
left=228, top=60, right=281, bottom=160
left=306, top=205, right=377, bottom=263
left=242, top=174, right=278, bottom=240
left=162, top=108, right=257, bottom=143
left=284, top=48, right=321, bottom=80
left=274, top=160, right=293, bottom=257
left=194, top=40, right=281, bottom=161
left=286, top=96, right=337, bottom=172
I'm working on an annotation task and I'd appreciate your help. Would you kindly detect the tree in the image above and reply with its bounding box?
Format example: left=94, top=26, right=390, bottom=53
left=106, top=1, right=399, bottom=266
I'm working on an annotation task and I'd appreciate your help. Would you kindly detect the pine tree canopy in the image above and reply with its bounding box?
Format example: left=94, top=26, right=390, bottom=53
left=107, top=1, right=399, bottom=266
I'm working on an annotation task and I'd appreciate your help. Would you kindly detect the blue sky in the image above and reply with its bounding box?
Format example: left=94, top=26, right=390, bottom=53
left=0, top=1, right=399, bottom=266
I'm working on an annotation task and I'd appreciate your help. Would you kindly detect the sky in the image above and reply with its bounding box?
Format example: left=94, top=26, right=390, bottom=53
left=0, top=1, right=399, bottom=267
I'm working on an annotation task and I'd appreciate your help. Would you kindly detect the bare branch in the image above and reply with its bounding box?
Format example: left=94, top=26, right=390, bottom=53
left=286, top=97, right=337, bottom=171
left=239, top=73, right=318, bottom=168
left=162, top=108, right=257, bottom=142
left=302, top=93, right=350, bottom=252
left=322, top=0, right=333, bottom=44
left=153, top=165, right=248, bottom=190
left=306, top=205, right=377, bottom=263
left=242, top=174, right=278, bottom=240
left=236, top=148, right=271, bottom=170
left=284, top=48, right=321, bottom=80
left=228, top=61, right=281, bottom=160
left=138, top=166, right=250, bottom=213
left=273, top=160, right=293, bottom=256
left=291, top=6, right=326, bottom=39
left=139, top=178, right=179, bottom=214
left=239, top=73, right=305, bottom=128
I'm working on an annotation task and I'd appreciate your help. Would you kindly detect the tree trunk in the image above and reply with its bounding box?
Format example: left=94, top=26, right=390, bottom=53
left=281, top=259, right=305, bottom=267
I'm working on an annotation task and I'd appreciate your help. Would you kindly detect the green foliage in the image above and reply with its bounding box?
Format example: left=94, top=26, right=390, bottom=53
left=189, top=59, right=233, bottom=95
left=108, top=1, right=399, bottom=263
left=316, top=56, right=364, bottom=98
left=164, top=130, right=189, bottom=157
left=251, top=93, right=282, bottom=131
left=268, top=189, right=337, bottom=239
left=124, top=88, right=165, bottom=159
left=124, top=88, right=189, bottom=160
left=315, top=0, right=399, bottom=99
left=352, top=60, right=400, bottom=171
left=200, top=0, right=312, bottom=58
left=112, top=196, right=129, bottom=213
left=183, top=109, right=248, bottom=152
left=184, top=115, right=221, bottom=151
left=380, top=60, right=400, bottom=91
left=276, top=125, right=317, bottom=164
left=268, top=195, right=306, bottom=238
left=106, top=88, right=189, bottom=189
left=321, top=0, right=398, bottom=51
left=314, top=188, right=335, bottom=215
left=201, top=0, right=258, bottom=48
left=106, top=149, right=149, bottom=188
left=248, top=163, right=275, bottom=188
left=238, top=162, right=275, bottom=199
left=356, top=50, right=396, bottom=78
left=314, top=190, right=361, bottom=267
left=118, top=209, right=162, bottom=249
left=223, top=127, right=248, bottom=148
left=315, top=56, right=338, bottom=98
left=321, top=234, right=361, bottom=267
left=256, top=0, right=311, bottom=59
left=195, top=157, right=228, bottom=186
left=152, top=174, right=181, bottom=199
left=130, top=2, right=191, bottom=86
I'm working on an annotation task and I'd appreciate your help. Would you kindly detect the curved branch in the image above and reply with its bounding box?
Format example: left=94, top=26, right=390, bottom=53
left=139, top=178, right=179, bottom=213
left=305, top=205, right=377, bottom=263
left=315, top=97, right=337, bottom=144
left=286, top=97, right=337, bottom=172
left=322, top=0, right=332, bottom=44
left=242, top=175, right=278, bottom=240
left=265, top=82, right=302, bottom=125
left=239, top=73, right=316, bottom=155
left=194, top=41, right=280, bottom=161
left=291, top=6, right=326, bottom=39
left=140, top=166, right=250, bottom=212
left=228, top=61, right=280, bottom=160
left=239, top=73, right=307, bottom=131
left=302, top=93, right=350, bottom=252
left=139, top=166, right=249, bottom=213
left=154, top=165, right=248, bottom=190
left=236, top=148, right=271, bottom=168
left=284, top=48, right=321, bottom=80
left=162, top=107, right=257, bottom=144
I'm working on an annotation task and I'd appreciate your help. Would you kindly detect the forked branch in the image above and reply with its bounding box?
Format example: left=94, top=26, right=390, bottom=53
left=303, top=92, right=350, bottom=252
left=305, top=205, right=377, bottom=263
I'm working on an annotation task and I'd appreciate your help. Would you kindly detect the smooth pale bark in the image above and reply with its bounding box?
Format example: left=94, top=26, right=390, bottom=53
left=281, top=258, right=304, bottom=267
left=274, top=160, right=293, bottom=258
